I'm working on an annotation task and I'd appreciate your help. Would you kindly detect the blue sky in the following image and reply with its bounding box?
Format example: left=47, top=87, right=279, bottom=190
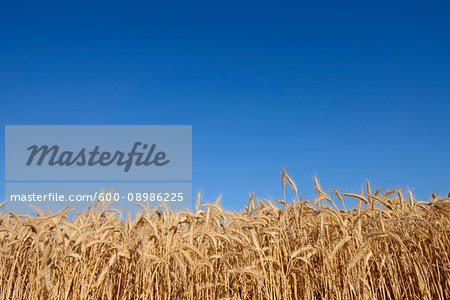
left=1, top=1, right=449, bottom=210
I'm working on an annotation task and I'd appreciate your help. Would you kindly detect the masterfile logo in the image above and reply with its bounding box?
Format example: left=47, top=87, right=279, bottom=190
left=4, top=125, right=192, bottom=214
left=6, top=125, right=191, bottom=181
left=26, top=142, right=170, bottom=172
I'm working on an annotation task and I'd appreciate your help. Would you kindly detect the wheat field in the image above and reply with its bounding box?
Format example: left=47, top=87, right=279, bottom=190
left=0, top=172, right=449, bottom=299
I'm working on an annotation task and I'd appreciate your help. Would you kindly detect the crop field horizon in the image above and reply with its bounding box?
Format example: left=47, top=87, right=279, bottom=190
left=0, top=171, right=449, bottom=299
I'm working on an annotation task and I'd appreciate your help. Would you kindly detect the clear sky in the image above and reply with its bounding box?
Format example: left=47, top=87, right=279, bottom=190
left=1, top=1, right=449, bottom=210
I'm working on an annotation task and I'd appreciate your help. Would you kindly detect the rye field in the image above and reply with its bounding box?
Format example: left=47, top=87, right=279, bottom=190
left=0, top=173, right=449, bottom=299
